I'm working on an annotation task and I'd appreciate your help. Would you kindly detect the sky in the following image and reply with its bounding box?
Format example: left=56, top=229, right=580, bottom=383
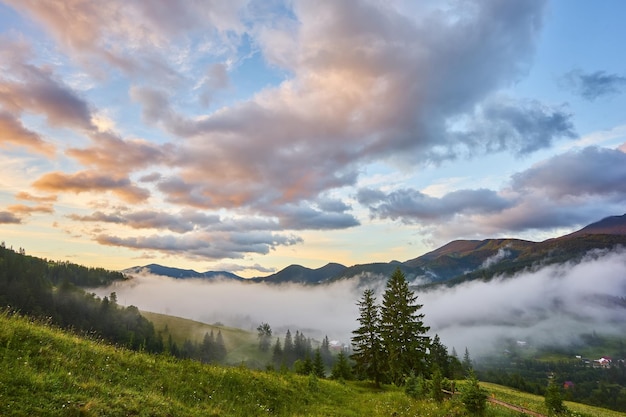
left=1, top=0, right=626, bottom=278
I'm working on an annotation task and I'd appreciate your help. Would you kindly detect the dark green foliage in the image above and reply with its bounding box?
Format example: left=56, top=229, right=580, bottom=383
left=351, top=288, right=383, bottom=385
left=257, top=322, right=272, bottom=352
left=313, top=348, right=326, bottom=378
left=461, top=371, right=487, bottom=416
left=431, top=367, right=444, bottom=402
left=321, top=335, right=333, bottom=367
left=405, top=372, right=428, bottom=400
left=331, top=350, right=353, bottom=381
left=545, top=379, right=567, bottom=415
left=380, top=268, right=430, bottom=385
left=272, top=337, right=283, bottom=366
left=429, top=334, right=452, bottom=378
left=283, top=329, right=295, bottom=364
left=463, top=347, right=473, bottom=374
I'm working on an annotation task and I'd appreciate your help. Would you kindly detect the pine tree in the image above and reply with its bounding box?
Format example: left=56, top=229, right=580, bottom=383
left=429, top=334, right=450, bottom=378
left=272, top=337, right=283, bottom=367
left=200, top=331, right=215, bottom=363
left=351, top=288, right=384, bottom=386
left=380, top=268, right=430, bottom=385
left=462, top=347, right=473, bottom=375
left=257, top=322, right=272, bottom=352
left=331, top=350, right=353, bottom=380
left=215, top=330, right=227, bottom=362
left=461, top=371, right=487, bottom=416
left=283, top=329, right=295, bottom=365
left=545, top=378, right=567, bottom=415
left=321, top=335, right=332, bottom=367
left=312, top=348, right=326, bottom=378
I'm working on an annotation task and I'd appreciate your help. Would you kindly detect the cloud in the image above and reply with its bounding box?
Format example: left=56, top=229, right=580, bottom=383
left=0, top=112, right=55, bottom=156
left=33, top=171, right=150, bottom=203
left=453, top=97, right=575, bottom=157
left=358, top=188, right=512, bottom=223
left=68, top=209, right=220, bottom=233
left=15, top=192, right=57, bottom=203
left=7, top=204, right=54, bottom=215
left=210, top=262, right=277, bottom=274
left=356, top=145, right=626, bottom=242
left=0, top=41, right=94, bottom=130
left=66, top=131, right=172, bottom=174
left=562, top=69, right=626, bottom=101
left=0, top=211, right=21, bottom=224
left=512, top=146, right=626, bottom=199
left=91, top=247, right=626, bottom=354
left=4, top=0, right=246, bottom=79
left=128, top=0, right=556, bottom=216
left=96, top=230, right=302, bottom=261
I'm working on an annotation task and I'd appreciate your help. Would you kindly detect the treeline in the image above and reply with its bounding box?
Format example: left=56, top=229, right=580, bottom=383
left=0, top=244, right=162, bottom=352
left=165, top=329, right=227, bottom=364
left=478, top=355, right=626, bottom=412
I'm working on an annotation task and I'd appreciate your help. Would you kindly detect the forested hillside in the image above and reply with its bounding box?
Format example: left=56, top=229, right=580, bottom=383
left=0, top=244, right=161, bottom=352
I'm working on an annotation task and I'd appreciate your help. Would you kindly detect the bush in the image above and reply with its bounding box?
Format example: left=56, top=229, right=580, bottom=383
left=405, top=372, right=429, bottom=399
left=461, top=372, right=487, bottom=416
left=545, top=379, right=567, bottom=415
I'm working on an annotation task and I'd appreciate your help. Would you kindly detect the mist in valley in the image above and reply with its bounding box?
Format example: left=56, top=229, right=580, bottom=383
left=93, top=247, right=626, bottom=357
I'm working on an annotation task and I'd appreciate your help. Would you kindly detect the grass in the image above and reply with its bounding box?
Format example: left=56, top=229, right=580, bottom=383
left=1, top=311, right=623, bottom=416
left=481, top=381, right=626, bottom=417
left=140, top=310, right=270, bottom=366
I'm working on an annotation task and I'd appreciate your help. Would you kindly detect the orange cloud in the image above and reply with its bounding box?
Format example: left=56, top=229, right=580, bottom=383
left=66, top=131, right=171, bottom=173
left=33, top=170, right=150, bottom=203
left=7, top=204, right=54, bottom=215
left=15, top=191, right=57, bottom=203
left=0, top=112, right=55, bottom=156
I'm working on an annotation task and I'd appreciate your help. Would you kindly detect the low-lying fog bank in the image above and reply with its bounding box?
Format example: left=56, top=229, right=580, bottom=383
left=92, top=247, right=626, bottom=356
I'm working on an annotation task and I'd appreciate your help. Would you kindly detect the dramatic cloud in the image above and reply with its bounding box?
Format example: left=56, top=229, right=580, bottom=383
left=66, top=132, right=172, bottom=174
left=96, top=230, right=302, bottom=260
left=562, top=69, right=626, bottom=101
left=358, top=145, right=626, bottom=241
left=130, top=0, right=557, bottom=214
left=358, top=188, right=512, bottom=223
left=512, top=146, right=626, bottom=199
left=92, top=247, right=626, bottom=355
left=0, top=42, right=94, bottom=130
left=4, top=0, right=246, bottom=80
left=33, top=171, right=150, bottom=203
left=0, top=112, right=55, bottom=156
left=68, top=209, right=220, bottom=233
left=454, top=97, right=575, bottom=157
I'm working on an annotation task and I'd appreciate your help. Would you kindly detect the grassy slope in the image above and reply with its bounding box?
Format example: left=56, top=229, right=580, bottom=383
left=2, top=312, right=623, bottom=417
left=0, top=312, right=449, bottom=416
left=481, top=381, right=626, bottom=417
left=140, top=311, right=266, bottom=365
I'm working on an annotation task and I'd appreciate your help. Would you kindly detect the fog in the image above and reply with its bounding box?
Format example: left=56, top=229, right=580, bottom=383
left=93, top=247, right=626, bottom=356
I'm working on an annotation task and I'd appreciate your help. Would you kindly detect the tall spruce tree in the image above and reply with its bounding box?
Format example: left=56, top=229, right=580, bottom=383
left=351, top=288, right=384, bottom=386
left=380, top=268, right=429, bottom=385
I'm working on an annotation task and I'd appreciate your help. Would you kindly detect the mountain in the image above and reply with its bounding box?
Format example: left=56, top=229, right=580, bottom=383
left=122, top=264, right=242, bottom=280
left=560, top=213, right=626, bottom=238
left=406, top=214, right=626, bottom=286
left=124, top=213, right=626, bottom=287
left=250, top=262, right=347, bottom=284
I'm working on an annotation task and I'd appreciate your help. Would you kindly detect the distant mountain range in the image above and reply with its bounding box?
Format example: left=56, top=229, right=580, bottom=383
left=123, top=213, right=626, bottom=287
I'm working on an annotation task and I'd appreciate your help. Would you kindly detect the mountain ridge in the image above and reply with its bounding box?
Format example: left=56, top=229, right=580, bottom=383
left=124, top=213, right=626, bottom=286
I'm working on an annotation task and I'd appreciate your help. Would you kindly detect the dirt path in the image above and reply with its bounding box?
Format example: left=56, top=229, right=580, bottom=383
left=442, top=389, right=547, bottom=417
left=487, top=396, right=547, bottom=417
